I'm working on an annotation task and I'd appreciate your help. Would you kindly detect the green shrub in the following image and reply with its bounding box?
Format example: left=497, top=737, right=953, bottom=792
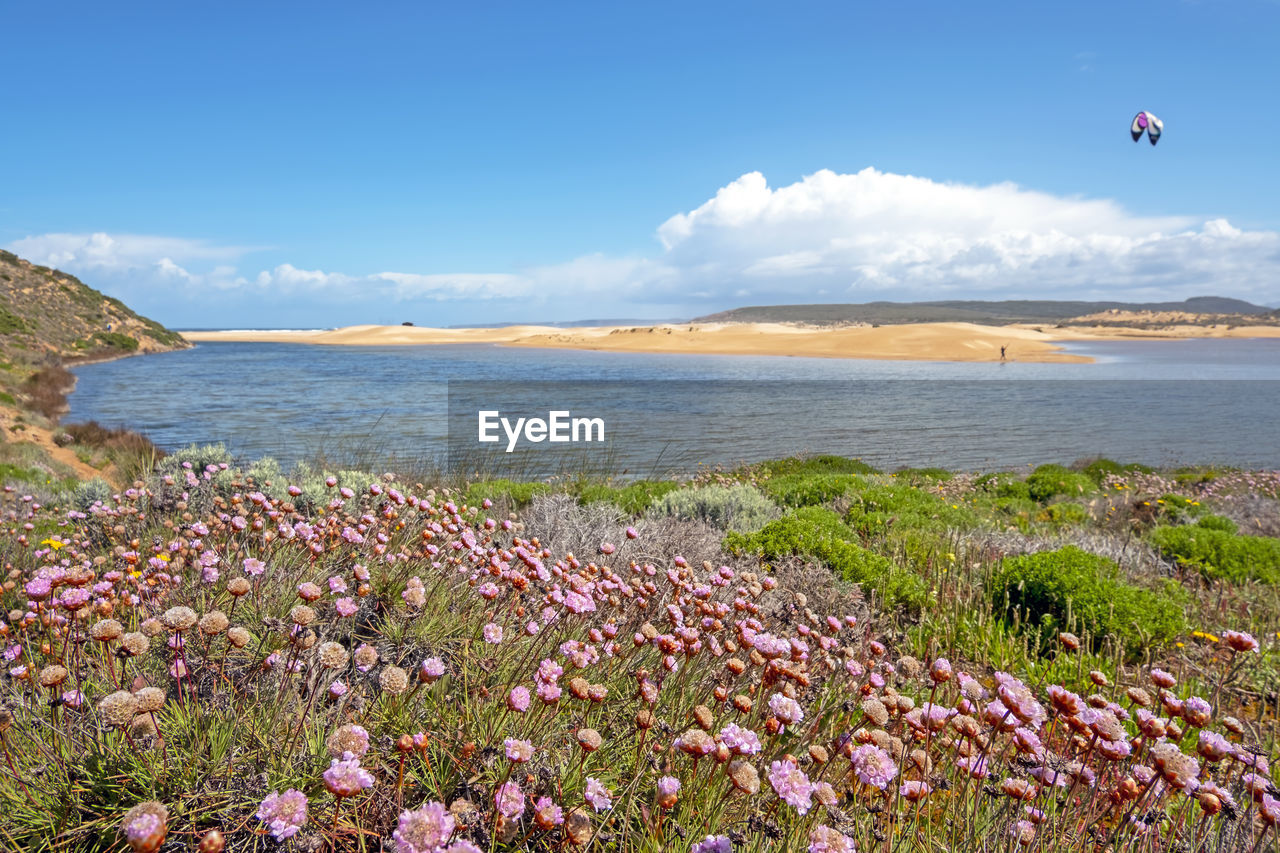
left=1037, top=502, right=1090, bottom=526
left=1150, top=525, right=1280, bottom=584
left=753, top=455, right=880, bottom=479
left=1025, top=464, right=1095, bottom=502
left=846, top=483, right=980, bottom=536
left=1196, top=515, right=1238, bottom=534
left=725, top=507, right=928, bottom=611
left=650, top=483, right=781, bottom=532
left=1079, top=458, right=1153, bottom=485
left=0, top=308, right=28, bottom=335
left=574, top=479, right=680, bottom=515
left=92, top=331, right=140, bottom=352
left=466, top=479, right=553, bottom=509
left=1158, top=494, right=1204, bottom=520
left=72, top=478, right=115, bottom=513
left=760, top=473, right=863, bottom=508
left=989, top=546, right=1188, bottom=657
left=155, top=444, right=235, bottom=479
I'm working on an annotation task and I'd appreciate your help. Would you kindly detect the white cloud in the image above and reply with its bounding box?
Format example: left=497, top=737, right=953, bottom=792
left=7, top=168, right=1280, bottom=319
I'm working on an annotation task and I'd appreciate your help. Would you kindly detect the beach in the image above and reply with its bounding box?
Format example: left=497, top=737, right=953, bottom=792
left=179, top=320, right=1280, bottom=363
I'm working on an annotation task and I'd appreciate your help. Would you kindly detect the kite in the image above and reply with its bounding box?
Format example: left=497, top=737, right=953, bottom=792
left=1130, top=111, right=1163, bottom=145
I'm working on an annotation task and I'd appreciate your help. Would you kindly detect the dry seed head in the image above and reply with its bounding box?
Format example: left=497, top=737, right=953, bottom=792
left=161, top=607, right=197, bottom=632
left=140, top=618, right=165, bottom=638
left=319, top=642, right=349, bottom=669
left=135, top=687, right=166, bottom=713
left=99, top=690, right=138, bottom=727
left=198, top=829, right=226, bottom=853
left=380, top=666, right=409, bottom=695
left=198, top=611, right=229, bottom=635
left=90, top=619, right=123, bottom=642
left=1126, top=687, right=1152, bottom=707
left=727, top=759, right=760, bottom=794
left=692, top=704, right=714, bottom=730
left=129, top=714, right=158, bottom=740
left=564, top=808, right=592, bottom=846
left=38, top=665, right=68, bottom=688
left=227, top=578, right=251, bottom=597
left=577, top=728, right=603, bottom=752
left=354, top=644, right=379, bottom=669
left=289, top=605, right=316, bottom=626
left=226, top=626, right=251, bottom=648
left=121, top=632, right=150, bottom=657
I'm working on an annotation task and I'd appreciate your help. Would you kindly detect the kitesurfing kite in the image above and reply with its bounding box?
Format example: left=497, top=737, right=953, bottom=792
left=1131, top=111, right=1163, bottom=145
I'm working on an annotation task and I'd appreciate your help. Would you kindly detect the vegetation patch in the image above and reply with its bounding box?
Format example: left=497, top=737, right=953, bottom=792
left=1150, top=523, right=1280, bottom=584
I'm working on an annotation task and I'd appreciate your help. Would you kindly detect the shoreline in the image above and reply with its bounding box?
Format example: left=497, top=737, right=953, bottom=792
left=179, top=320, right=1280, bottom=364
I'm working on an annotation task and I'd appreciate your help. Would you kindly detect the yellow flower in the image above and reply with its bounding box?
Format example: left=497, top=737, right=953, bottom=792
left=1192, top=630, right=1220, bottom=643
left=39, top=539, right=64, bottom=550
left=1176, top=642, right=1185, bottom=648
left=157, top=553, right=170, bottom=562
left=1156, top=499, right=1165, bottom=504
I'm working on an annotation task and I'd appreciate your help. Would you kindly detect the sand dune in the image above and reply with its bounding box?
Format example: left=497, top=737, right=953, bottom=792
left=179, top=320, right=1280, bottom=363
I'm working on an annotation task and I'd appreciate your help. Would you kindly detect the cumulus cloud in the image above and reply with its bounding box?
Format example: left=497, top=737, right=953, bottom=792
left=7, top=168, right=1280, bottom=321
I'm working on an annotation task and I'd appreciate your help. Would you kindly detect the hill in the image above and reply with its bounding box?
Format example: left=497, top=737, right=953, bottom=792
left=0, top=249, right=189, bottom=485
left=693, top=296, right=1278, bottom=326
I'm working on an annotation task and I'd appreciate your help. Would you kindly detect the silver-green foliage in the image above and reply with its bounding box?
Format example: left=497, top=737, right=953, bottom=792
left=649, top=482, right=781, bottom=532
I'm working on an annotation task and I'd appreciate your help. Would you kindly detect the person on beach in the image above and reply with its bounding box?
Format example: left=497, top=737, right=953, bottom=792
left=1000, top=345, right=1007, bottom=361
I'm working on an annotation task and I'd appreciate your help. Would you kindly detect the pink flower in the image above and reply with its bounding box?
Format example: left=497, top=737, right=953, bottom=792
left=808, top=825, right=855, bottom=853
left=900, top=780, right=932, bottom=802
left=508, top=686, right=531, bottom=712
left=420, top=657, right=445, bottom=682
left=691, top=835, right=732, bottom=853
left=718, top=723, right=762, bottom=755
left=335, top=597, right=358, bottom=617
left=768, top=693, right=804, bottom=727
left=257, top=789, right=308, bottom=841
left=328, top=576, right=347, bottom=594
left=495, top=781, right=525, bottom=818
left=768, top=760, right=813, bottom=815
left=243, top=558, right=265, bottom=576
left=323, top=754, right=374, bottom=797
left=483, top=623, right=503, bottom=644
left=1223, top=630, right=1260, bottom=653
left=534, top=796, right=564, bottom=826
left=329, top=680, right=348, bottom=698
left=392, top=801, right=455, bottom=853
left=505, top=738, right=535, bottom=763
left=584, top=777, right=613, bottom=812
left=851, top=744, right=897, bottom=790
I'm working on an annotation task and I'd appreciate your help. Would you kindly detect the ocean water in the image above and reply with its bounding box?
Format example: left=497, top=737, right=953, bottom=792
left=66, top=337, right=1280, bottom=474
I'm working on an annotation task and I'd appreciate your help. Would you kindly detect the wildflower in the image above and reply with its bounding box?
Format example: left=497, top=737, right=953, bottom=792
left=335, top=597, right=359, bottom=617
left=319, top=641, right=349, bottom=669
left=121, top=801, right=168, bottom=853
left=257, top=789, right=308, bottom=841
left=61, top=689, right=84, bottom=709
left=957, top=755, right=989, bottom=779
left=1198, top=730, right=1233, bottom=761
left=323, top=754, right=374, bottom=797
left=420, top=657, right=446, bottom=682
left=929, top=657, right=952, bottom=683
left=727, top=759, right=760, bottom=794
left=534, top=797, right=564, bottom=829
left=1223, top=630, right=1260, bottom=653
left=483, top=623, right=503, bottom=644
left=354, top=643, right=379, bottom=672
left=243, top=558, right=265, bottom=576
left=392, top=801, right=455, bottom=853
left=584, top=777, right=613, bottom=811
left=719, top=723, right=762, bottom=755
left=505, top=738, right=535, bottom=763
left=851, top=744, right=897, bottom=790
left=161, top=606, right=197, bottom=632
left=808, top=825, right=855, bottom=853
left=768, top=692, right=804, bottom=727
left=326, top=724, right=370, bottom=758
left=1150, top=668, right=1176, bottom=689
left=860, top=697, right=889, bottom=727
left=577, top=728, right=603, bottom=752
left=495, top=781, right=526, bottom=818
left=1182, top=695, right=1212, bottom=727
left=403, top=577, right=426, bottom=608
left=656, top=775, right=680, bottom=809
left=900, top=781, right=932, bottom=802
left=812, top=781, right=837, bottom=806
left=768, top=759, right=813, bottom=815
left=691, top=837, right=732, bottom=853
left=1009, top=820, right=1036, bottom=846
left=1262, top=794, right=1280, bottom=826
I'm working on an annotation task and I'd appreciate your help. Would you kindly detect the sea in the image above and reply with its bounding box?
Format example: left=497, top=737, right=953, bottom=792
left=65, top=337, right=1280, bottom=476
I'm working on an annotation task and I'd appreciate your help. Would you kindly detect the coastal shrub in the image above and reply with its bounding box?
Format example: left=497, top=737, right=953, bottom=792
left=1196, top=514, right=1238, bottom=534
left=1036, top=502, right=1090, bottom=526
left=760, top=472, right=863, bottom=507
left=725, top=507, right=928, bottom=610
left=753, top=454, right=880, bottom=479
left=649, top=482, right=781, bottom=532
left=21, top=365, right=74, bottom=419
left=0, top=307, right=27, bottom=334
left=1025, top=464, right=1096, bottom=502
left=846, top=483, right=980, bottom=536
left=573, top=479, right=680, bottom=514
left=92, top=331, right=139, bottom=351
left=466, top=478, right=553, bottom=509
left=989, top=546, right=1188, bottom=657
left=155, top=443, right=235, bottom=479
left=1150, top=524, right=1280, bottom=584
left=974, top=472, right=1032, bottom=501
left=71, top=477, right=114, bottom=513
left=1079, top=458, right=1154, bottom=486
left=244, top=456, right=286, bottom=488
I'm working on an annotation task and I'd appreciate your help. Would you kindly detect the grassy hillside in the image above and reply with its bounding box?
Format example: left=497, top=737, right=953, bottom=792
left=694, top=296, right=1279, bottom=326
left=0, top=249, right=188, bottom=487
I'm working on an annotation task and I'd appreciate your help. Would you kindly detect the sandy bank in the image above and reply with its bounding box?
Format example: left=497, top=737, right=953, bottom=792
left=181, top=322, right=1097, bottom=363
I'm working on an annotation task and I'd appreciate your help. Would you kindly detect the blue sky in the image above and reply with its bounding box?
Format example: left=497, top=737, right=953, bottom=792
left=3, top=0, right=1279, bottom=327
